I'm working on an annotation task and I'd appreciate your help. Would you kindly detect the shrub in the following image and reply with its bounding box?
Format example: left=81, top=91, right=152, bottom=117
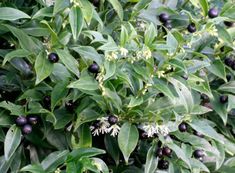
left=0, top=0, right=235, bottom=172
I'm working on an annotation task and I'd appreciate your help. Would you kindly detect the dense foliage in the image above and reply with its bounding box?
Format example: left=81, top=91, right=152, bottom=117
left=0, top=0, right=235, bottom=172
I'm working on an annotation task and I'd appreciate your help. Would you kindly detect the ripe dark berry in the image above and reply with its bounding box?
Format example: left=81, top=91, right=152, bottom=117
left=92, top=120, right=101, bottom=128
left=65, top=100, right=75, bottom=112
left=15, top=116, right=27, bottom=126
left=224, top=57, right=234, bottom=67
left=48, top=53, right=59, bottom=63
left=88, top=63, right=99, bottom=73
left=220, top=95, right=228, bottom=104
left=201, top=94, right=209, bottom=102
left=22, top=124, right=32, bottom=134
left=224, top=21, right=234, bottom=27
left=162, top=147, right=172, bottom=157
left=27, top=116, right=38, bottom=125
left=163, top=20, right=172, bottom=30
left=158, top=159, right=169, bottom=170
left=193, top=131, right=204, bottom=138
left=43, top=95, right=51, bottom=109
left=108, top=115, right=118, bottom=125
left=187, top=23, right=196, bottom=33
left=156, top=148, right=163, bottom=158
left=226, top=74, right=232, bottom=81
left=208, top=8, right=219, bottom=18
left=193, top=149, right=204, bottom=158
left=159, top=13, right=169, bottom=23
left=231, top=61, right=235, bottom=70
left=178, top=123, right=187, bottom=132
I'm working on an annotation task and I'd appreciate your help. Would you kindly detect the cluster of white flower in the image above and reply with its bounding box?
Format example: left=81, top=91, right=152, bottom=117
left=90, top=117, right=120, bottom=137
left=105, top=51, right=118, bottom=61
left=139, top=123, right=169, bottom=137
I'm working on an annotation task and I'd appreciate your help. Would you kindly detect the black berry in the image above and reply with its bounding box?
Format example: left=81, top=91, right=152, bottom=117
left=208, top=8, right=219, bottom=18
left=158, top=159, right=169, bottom=170
left=108, top=115, right=118, bottom=125
left=200, top=94, right=209, bottom=102
left=163, top=20, right=172, bottom=30
left=224, top=21, right=234, bottom=27
left=65, top=100, right=75, bottom=112
left=92, top=120, right=101, bottom=129
left=48, top=53, right=59, bottom=63
left=193, top=149, right=204, bottom=158
left=226, top=74, right=232, bottom=81
left=178, top=123, right=187, bottom=132
left=27, top=116, right=38, bottom=125
left=187, top=23, right=196, bottom=33
left=15, top=116, right=27, bottom=126
left=224, top=57, right=234, bottom=67
left=162, top=147, right=172, bottom=157
left=220, top=95, right=228, bottom=104
left=22, top=124, right=32, bottom=134
left=156, top=148, right=163, bottom=158
left=159, top=13, right=169, bottom=23
left=88, top=63, right=100, bottom=73
left=231, top=61, right=235, bottom=70
left=43, top=95, right=51, bottom=109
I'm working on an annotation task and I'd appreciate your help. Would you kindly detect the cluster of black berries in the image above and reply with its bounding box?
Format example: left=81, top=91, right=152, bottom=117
left=159, top=13, right=172, bottom=30
left=224, top=57, right=235, bottom=71
left=15, top=115, right=38, bottom=134
left=156, top=145, right=172, bottom=170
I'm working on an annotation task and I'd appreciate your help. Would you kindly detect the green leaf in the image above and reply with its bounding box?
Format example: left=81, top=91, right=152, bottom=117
left=104, top=134, right=120, bottom=165
left=78, top=124, right=92, bottom=148
left=53, top=0, right=70, bottom=15
left=120, top=25, right=129, bottom=46
left=167, top=143, right=191, bottom=169
left=72, top=46, right=103, bottom=66
left=144, top=23, right=157, bottom=47
left=3, top=49, right=31, bottom=66
left=78, top=0, right=93, bottom=24
left=228, top=95, right=235, bottom=111
left=4, top=125, right=21, bottom=160
left=189, top=119, right=224, bottom=144
left=167, top=31, right=178, bottom=54
left=169, top=78, right=194, bottom=113
left=133, top=0, right=152, bottom=14
left=108, top=0, right=124, bottom=20
left=118, top=122, right=139, bottom=164
left=68, top=71, right=98, bottom=91
left=0, top=7, right=30, bottom=20
left=144, top=143, right=158, bottom=173
left=216, top=25, right=233, bottom=45
left=35, top=51, right=53, bottom=85
left=207, top=59, right=226, bottom=81
left=67, top=147, right=105, bottom=162
left=103, top=60, right=116, bottom=80
left=3, top=25, right=42, bottom=53
left=51, top=79, right=69, bottom=110
left=20, top=164, right=45, bottom=173
left=0, top=101, right=24, bottom=116
left=92, top=158, right=109, bottom=173
left=218, top=81, right=235, bottom=94
left=32, top=7, right=53, bottom=19
left=55, top=49, right=80, bottom=77
left=128, top=96, right=143, bottom=108
left=0, top=156, right=13, bottom=173
left=199, top=0, right=208, bottom=17
left=41, top=150, right=69, bottom=171
left=154, top=79, right=175, bottom=100
left=69, top=6, right=84, bottom=41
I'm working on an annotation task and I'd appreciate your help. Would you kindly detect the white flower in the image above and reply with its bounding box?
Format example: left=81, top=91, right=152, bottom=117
left=120, top=47, right=128, bottom=57
left=156, top=124, right=169, bottom=136
left=45, top=0, right=55, bottom=6
left=90, top=117, right=110, bottom=136
left=157, top=71, right=165, bottom=78
left=143, top=48, right=152, bottom=59
left=108, top=124, right=121, bottom=137
left=141, top=123, right=157, bottom=137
